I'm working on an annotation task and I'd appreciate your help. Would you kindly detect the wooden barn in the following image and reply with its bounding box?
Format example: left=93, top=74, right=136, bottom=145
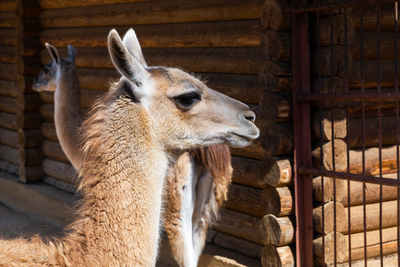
left=0, top=0, right=399, bottom=266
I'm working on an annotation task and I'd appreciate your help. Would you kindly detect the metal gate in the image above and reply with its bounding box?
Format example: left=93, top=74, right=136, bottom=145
left=292, top=0, right=400, bottom=266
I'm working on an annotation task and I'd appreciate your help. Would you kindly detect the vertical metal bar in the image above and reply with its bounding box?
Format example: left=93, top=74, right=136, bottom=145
left=375, top=4, right=384, bottom=266
left=291, top=0, right=314, bottom=265
left=360, top=7, right=368, bottom=267
left=329, top=10, right=338, bottom=266
left=344, top=7, right=352, bottom=266
left=394, top=2, right=400, bottom=266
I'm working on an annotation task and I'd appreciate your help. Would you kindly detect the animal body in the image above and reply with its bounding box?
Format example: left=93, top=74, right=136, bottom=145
left=33, top=36, right=235, bottom=267
left=0, top=28, right=258, bottom=266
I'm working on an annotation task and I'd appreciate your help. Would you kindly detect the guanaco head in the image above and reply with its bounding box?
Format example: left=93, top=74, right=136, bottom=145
left=32, top=43, right=76, bottom=92
left=108, top=29, right=259, bottom=150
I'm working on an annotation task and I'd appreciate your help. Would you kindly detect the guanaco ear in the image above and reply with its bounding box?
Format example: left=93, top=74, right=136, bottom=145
left=108, top=29, right=149, bottom=87
left=67, top=44, right=76, bottom=64
left=122, top=28, right=147, bottom=67
left=45, top=43, right=60, bottom=65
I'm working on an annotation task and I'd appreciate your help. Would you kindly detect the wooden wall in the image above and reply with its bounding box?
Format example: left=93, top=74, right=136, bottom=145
left=0, top=0, right=43, bottom=182
left=35, top=0, right=278, bottom=264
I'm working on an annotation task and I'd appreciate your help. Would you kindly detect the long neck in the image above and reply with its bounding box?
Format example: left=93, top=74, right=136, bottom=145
left=54, top=65, right=82, bottom=170
left=61, top=97, right=169, bottom=266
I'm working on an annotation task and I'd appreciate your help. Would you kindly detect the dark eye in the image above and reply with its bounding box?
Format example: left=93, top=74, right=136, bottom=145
left=173, top=92, right=201, bottom=110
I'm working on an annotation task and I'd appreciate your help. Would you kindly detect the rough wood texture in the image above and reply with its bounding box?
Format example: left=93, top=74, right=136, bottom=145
left=263, top=186, right=293, bottom=217
left=259, top=92, right=291, bottom=123
left=0, top=46, right=17, bottom=63
left=225, top=183, right=266, bottom=217
left=312, top=139, right=348, bottom=172
left=231, top=157, right=264, bottom=188
left=261, top=215, right=294, bottom=246
left=313, top=201, right=346, bottom=234
left=318, top=14, right=355, bottom=46
left=0, top=62, right=17, bottom=81
left=352, top=32, right=400, bottom=61
left=41, top=20, right=262, bottom=48
left=313, top=176, right=346, bottom=203
left=0, top=111, right=17, bottom=130
left=352, top=3, right=398, bottom=32
left=261, top=245, right=294, bottom=267
left=42, top=140, right=69, bottom=163
left=351, top=61, right=400, bottom=89
left=230, top=139, right=266, bottom=160
left=260, top=157, right=292, bottom=187
left=261, top=0, right=290, bottom=31
left=214, top=208, right=262, bottom=245
left=213, top=232, right=263, bottom=258
left=41, top=158, right=77, bottom=185
left=261, top=123, right=293, bottom=156
left=336, top=253, right=399, bottom=267
left=40, top=122, right=57, bottom=142
left=314, top=232, right=348, bottom=265
left=312, top=108, right=347, bottom=141
left=39, top=0, right=149, bottom=9
left=41, top=47, right=262, bottom=74
left=344, top=200, right=400, bottom=234
left=40, top=0, right=264, bottom=28
left=312, top=46, right=353, bottom=77
left=341, top=173, right=400, bottom=207
left=0, top=1, right=16, bottom=11
left=0, top=80, right=18, bottom=97
left=0, top=29, right=17, bottom=46
left=262, top=30, right=290, bottom=62
left=0, top=144, right=19, bottom=165
left=348, top=226, right=399, bottom=261
left=0, top=128, right=18, bottom=148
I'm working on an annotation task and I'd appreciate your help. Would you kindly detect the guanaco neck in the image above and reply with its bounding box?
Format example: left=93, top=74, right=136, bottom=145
left=59, top=91, right=170, bottom=266
left=54, top=63, right=82, bottom=170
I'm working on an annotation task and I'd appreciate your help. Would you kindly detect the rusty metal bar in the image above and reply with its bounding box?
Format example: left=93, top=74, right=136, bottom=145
left=299, top=167, right=400, bottom=186
left=291, top=0, right=313, bottom=264
left=395, top=2, right=400, bottom=265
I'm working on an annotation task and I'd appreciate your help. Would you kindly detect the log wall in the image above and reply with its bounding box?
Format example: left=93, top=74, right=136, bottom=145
left=311, top=4, right=400, bottom=266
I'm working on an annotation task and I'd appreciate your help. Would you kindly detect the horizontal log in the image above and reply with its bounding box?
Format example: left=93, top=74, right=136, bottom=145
left=41, top=47, right=263, bottom=74
left=312, top=46, right=353, bottom=77
left=0, top=80, right=18, bottom=97
left=43, top=176, right=76, bottom=194
left=0, top=1, right=16, bottom=11
left=313, top=176, right=346, bottom=204
left=40, top=122, right=57, bottom=142
left=261, top=215, right=294, bottom=246
left=77, top=67, right=264, bottom=104
left=40, top=0, right=263, bottom=28
left=350, top=60, right=399, bottom=89
left=225, top=183, right=266, bottom=217
left=230, top=139, right=266, bottom=160
left=261, top=123, right=293, bottom=156
left=0, top=143, right=19, bottom=165
left=0, top=111, right=17, bottom=130
left=0, top=29, right=17, bottom=46
left=0, top=62, right=17, bottom=81
left=0, top=95, right=18, bottom=113
left=345, top=199, right=400, bottom=234
left=312, top=139, right=348, bottom=172
left=41, top=20, right=262, bottom=48
left=260, top=157, right=292, bottom=187
left=313, top=201, right=346, bottom=234
left=352, top=3, right=398, bottom=32
left=39, top=103, right=53, bottom=121
left=341, top=173, right=400, bottom=207
left=0, top=127, right=18, bottom=147
left=0, top=159, right=18, bottom=176
left=318, top=14, right=355, bottom=46
left=263, top=186, right=293, bottom=217
left=352, top=32, right=400, bottom=62
left=259, top=92, right=291, bottom=123
left=261, top=61, right=292, bottom=77
left=214, top=207, right=262, bottom=245
left=348, top=226, right=399, bottom=261
left=312, top=108, right=347, bottom=141
left=42, top=140, right=69, bottom=163
left=262, top=30, right=290, bottom=62
left=231, top=156, right=264, bottom=188
left=0, top=11, right=17, bottom=28
left=261, top=0, right=290, bottom=31
left=41, top=158, right=77, bottom=185
left=213, top=232, right=263, bottom=258
left=0, top=46, right=16, bottom=63
left=337, top=253, right=399, bottom=267
left=39, top=0, right=149, bottom=9
left=261, top=245, right=294, bottom=267
left=314, top=232, right=348, bottom=265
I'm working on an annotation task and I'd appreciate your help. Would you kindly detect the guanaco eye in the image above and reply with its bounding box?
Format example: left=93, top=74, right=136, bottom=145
left=173, top=92, right=201, bottom=110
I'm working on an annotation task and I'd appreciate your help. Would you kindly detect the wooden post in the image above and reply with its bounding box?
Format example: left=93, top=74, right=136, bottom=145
left=260, top=157, right=292, bottom=187
left=261, top=245, right=295, bottom=267
left=263, top=186, right=294, bottom=217
left=261, top=214, right=294, bottom=246
left=314, top=232, right=348, bottom=265
left=313, top=201, right=347, bottom=234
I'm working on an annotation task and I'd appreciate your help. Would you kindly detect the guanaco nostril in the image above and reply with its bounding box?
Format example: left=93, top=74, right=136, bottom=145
left=243, top=110, right=256, bottom=123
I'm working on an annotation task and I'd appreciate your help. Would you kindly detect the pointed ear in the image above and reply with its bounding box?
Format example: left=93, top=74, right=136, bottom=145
left=108, top=29, right=149, bottom=86
left=45, top=43, right=60, bottom=65
left=67, top=44, right=76, bottom=64
left=122, top=28, right=147, bottom=67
